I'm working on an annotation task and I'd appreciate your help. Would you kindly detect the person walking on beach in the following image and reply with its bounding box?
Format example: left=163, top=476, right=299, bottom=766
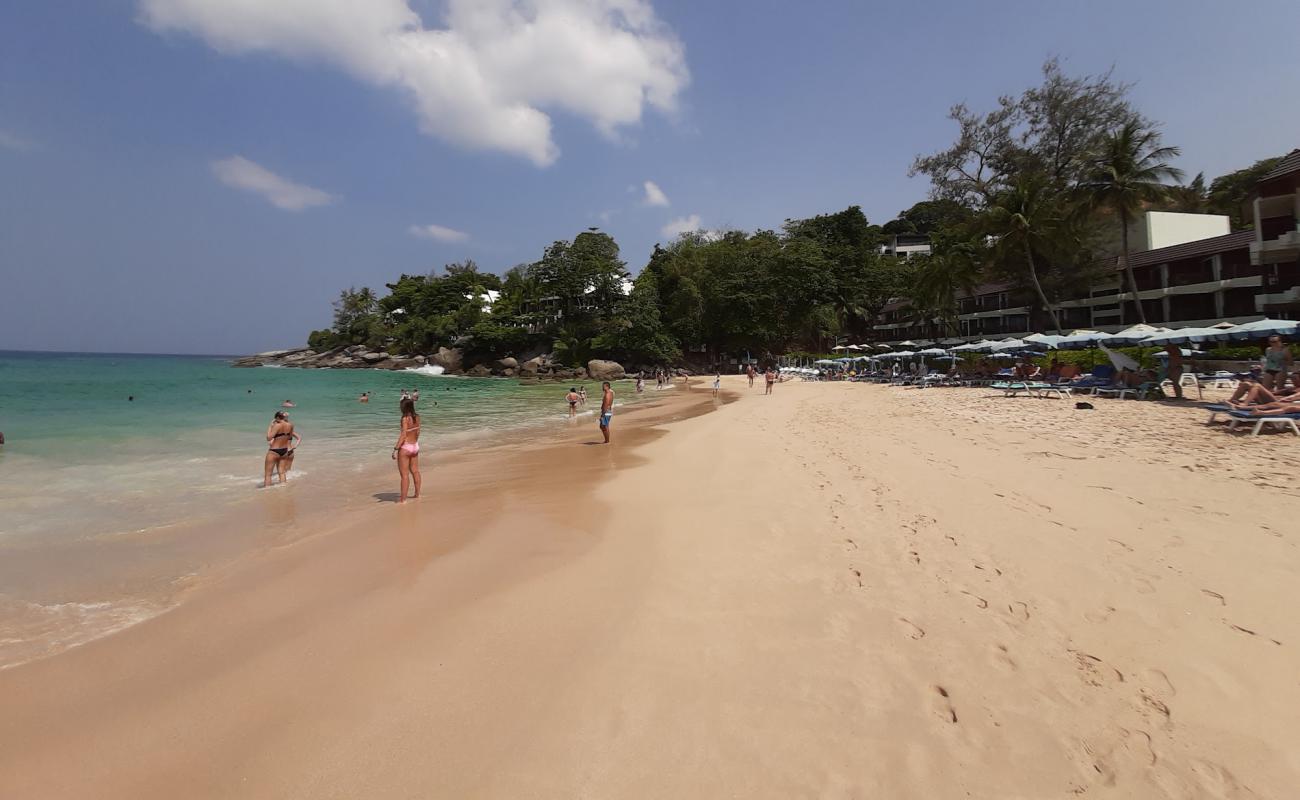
left=566, top=387, right=580, bottom=418
left=599, top=381, right=614, bottom=444
left=392, top=398, right=421, bottom=504
left=263, top=411, right=301, bottom=487
left=764, top=367, right=775, bottom=395
left=1164, top=345, right=1186, bottom=400
left=746, top=364, right=755, bottom=388
left=713, top=372, right=721, bottom=397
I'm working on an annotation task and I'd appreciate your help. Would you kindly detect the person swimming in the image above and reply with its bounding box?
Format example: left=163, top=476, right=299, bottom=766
left=281, top=399, right=295, bottom=408
left=392, top=397, right=421, bottom=503
left=359, top=392, right=370, bottom=403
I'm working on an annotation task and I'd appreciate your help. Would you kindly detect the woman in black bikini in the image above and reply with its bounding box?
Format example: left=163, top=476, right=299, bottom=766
left=263, top=411, right=301, bottom=487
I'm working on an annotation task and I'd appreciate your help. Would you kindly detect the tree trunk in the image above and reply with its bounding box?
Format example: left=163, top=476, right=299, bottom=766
left=1024, top=243, right=1063, bottom=334
left=1120, top=210, right=1147, bottom=324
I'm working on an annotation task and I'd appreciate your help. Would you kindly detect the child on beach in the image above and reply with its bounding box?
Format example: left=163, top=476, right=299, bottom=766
left=713, top=373, right=721, bottom=396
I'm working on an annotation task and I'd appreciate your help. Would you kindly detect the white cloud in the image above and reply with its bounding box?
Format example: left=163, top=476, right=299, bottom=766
left=642, top=179, right=669, bottom=207
left=0, top=129, right=37, bottom=152
left=409, top=223, right=470, bottom=243
left=210, top=155, right=336, bottom=210
left=660, top=213, right=701, bottom=238
left=139, top=0, right=690, bottom=167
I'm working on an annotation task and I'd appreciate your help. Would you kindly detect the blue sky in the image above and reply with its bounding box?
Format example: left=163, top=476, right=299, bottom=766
left=2, top=0, right=1298, bottom=354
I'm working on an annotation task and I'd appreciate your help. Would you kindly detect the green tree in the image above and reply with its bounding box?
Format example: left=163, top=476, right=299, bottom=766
left=980, top=174, right=1071, bottom=333
left=1077, top=121, right=1184, bottom=323
left=1207, top=156, right=1285, bottom=229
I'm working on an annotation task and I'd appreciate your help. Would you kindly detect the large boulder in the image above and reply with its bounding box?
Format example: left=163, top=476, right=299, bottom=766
left=493, top=357, right=519, bottom=373
left=360, top=351, right=386, bottom=364
left=519, top=356, right=544, bottom=376
left=586, top=359, right=626, bottom=382
left=466, top=364, right=492, bottom=377
left=429, top=347, right=464, bottom=373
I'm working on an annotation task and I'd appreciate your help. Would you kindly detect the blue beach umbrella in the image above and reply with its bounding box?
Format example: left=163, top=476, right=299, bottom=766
left=1219, top=319, right=1300, bottom=342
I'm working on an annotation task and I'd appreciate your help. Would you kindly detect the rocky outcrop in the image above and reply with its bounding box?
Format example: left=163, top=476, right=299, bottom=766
left=586, top=359, right=625, bottom=381
left=233, top=345, right=642, bottom=381
left=429, top=347, right=464, bottom=374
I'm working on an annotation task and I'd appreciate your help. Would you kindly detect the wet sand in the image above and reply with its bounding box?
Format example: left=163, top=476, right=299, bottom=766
left=2, top=377, right=1298, bottom=798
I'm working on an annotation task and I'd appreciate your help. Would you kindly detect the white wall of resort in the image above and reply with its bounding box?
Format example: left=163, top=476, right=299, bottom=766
left=1130, top=211, right=1230, bottom=252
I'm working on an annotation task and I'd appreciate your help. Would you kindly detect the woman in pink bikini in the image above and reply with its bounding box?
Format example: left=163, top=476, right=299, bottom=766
left=391, top=398, right=422, bottom=504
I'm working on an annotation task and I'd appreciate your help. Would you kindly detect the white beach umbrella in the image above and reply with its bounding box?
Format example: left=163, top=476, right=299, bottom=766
left=1220, top=318, right=1300, bottom=341
left=1024, top=332, right=1067, bottom=349
left=845, top=344, right=863, bottom=351
left=897, top=340, right=918, bottom=347
left=1107, top=323, right=1169, bottom=346
left=891, top=350, right=916, bottom=358
left=1140, top=327, right=1223, bottom=346
left=1099, top=343, right=1139, bottom=372
left=1055, top=330, right=1115, bottom=350
left=918, top=347, right=947, bottom=356
left=831, top=345, right=847, bottom=351
left=874, top=344, right=893, bottom=350
left=990, top=337, right=1032, bottom=352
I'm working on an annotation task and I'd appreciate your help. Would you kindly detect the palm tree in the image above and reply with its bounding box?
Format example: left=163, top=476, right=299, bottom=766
left=981, top=174, right=1068, bottom=334
left=910, top=244, right=983, bottom=336
left=1078, top=121, right=1184, bottom=324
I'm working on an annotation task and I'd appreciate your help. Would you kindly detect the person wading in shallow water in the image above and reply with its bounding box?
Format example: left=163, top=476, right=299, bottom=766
left=263, top=411, right=301, bottom=487
left=599, top=381, right=614, bottom=444
left=392, top=397, right=422, bottom=504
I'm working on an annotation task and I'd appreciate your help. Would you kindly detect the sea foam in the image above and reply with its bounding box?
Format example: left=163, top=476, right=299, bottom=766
left=403, top=364, right=446, bottom=377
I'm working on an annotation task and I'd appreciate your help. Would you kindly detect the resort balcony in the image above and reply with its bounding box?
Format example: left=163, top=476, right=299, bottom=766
left=1250, top=228, right=1300, bottom=265
left=1066, top=276, right=1263, bottom=307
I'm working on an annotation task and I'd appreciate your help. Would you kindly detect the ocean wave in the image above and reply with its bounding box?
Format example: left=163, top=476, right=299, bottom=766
left=403, top=364, right=446, bottom=377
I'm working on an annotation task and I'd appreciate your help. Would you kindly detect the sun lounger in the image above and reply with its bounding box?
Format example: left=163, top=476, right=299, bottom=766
left=1225, top=410, right=1300, bottom=437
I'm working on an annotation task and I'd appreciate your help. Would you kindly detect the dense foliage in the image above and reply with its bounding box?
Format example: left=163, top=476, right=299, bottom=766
left=305, top=61, right=1284, bottom=365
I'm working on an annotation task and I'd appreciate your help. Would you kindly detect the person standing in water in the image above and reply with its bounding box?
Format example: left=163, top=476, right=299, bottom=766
left=392, top=397, right=421, bottom=504
left=599, top=381, right=614, bottom=444
left=578, top=386, right=588, bottom=406
left=566, top=387, right=580, bottom=418
left=636, top=375, right=645, bottom=393
left=263, top=411, right=301, bottom=487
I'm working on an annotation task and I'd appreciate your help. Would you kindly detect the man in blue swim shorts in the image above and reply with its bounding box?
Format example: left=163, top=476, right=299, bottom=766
left=599, top=381, right=614, bottom=444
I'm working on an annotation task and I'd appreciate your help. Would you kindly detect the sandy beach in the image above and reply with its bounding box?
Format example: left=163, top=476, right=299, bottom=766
left=3, top=375, right=1298, bottom=798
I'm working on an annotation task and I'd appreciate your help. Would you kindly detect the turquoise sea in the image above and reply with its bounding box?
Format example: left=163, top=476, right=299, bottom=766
left=0, top=351, right=638, bottom=542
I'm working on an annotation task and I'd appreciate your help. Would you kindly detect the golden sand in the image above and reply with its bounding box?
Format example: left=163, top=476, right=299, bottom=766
left=2, top=376, right=1296, bottom=798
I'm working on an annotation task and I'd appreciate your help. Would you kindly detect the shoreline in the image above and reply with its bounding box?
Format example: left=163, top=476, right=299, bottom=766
left=4, top=377, right=1299, bottom=797
left=0, top=379, right=705, bottom=670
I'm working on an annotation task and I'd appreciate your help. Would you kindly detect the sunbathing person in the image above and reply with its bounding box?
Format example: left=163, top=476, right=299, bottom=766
left=1229, top=382, right=1300, bottom=408
left=1229, top=400, right=1300, bottom=417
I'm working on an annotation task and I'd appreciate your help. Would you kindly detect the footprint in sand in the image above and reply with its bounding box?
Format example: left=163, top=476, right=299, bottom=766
left=1006, top=600, right=1030, bottom=623
left=1227, top=622, right=1282, bottom=646
left=1084, top=605, right=1117, bottom=623
left=991, top=643, right=1018, bottom=671
left=960, top=590, right=989, bottom=610
left=897, top=617, right=926, bottom=640
left=1200, top=589, right=1226, bottom=606
left=1069, top=650, right=1125, bottom=688
left=931, top=685, right=958, bottom=724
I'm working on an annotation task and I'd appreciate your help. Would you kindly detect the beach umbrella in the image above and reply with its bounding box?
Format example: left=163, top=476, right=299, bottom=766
left=1107, top=323, right=1169, bottom=346
left=918, top=347, right=947, bottom=356
left=1023, top=332, right=1066, bottom=349
left=845, top=344, right=863, bottom=351
left=874, top=344, right=893, bottom=350
left=1099, top=343, right=1139, bottom=372
left=891, top=350, right=915, bottom=358
left=1219, top=318, right=1300, bottom=341
left=897, top=340, right=918, bottom=347
left=990, top=337, right=1033, bottom=352
left=989, top=352, right=1017, bottom=360
left=831, top=345, right=847, bottom=352
left=1140, top=327, right=1223, bottom=346
left=1054, top=330, right=1115, bottom=350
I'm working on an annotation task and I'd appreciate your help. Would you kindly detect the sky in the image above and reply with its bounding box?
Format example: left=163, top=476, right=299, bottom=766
left=2, top=0, right=1298, bottom=355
